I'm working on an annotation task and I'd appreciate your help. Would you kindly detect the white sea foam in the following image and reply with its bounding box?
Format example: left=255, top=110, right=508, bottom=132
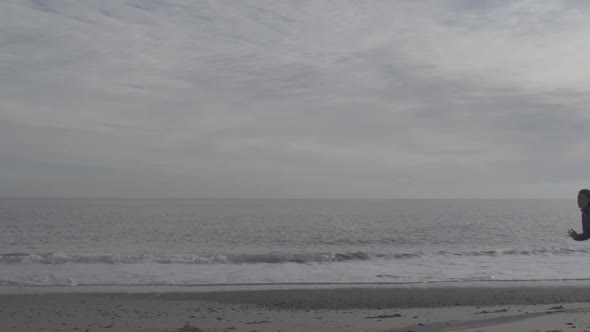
left=0, top=248, right=587, bottom=266
left=2, top=253, right=590, bottom=287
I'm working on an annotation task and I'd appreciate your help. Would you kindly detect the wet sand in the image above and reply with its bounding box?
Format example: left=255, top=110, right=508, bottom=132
left=2, top=286, right=590, bottom=331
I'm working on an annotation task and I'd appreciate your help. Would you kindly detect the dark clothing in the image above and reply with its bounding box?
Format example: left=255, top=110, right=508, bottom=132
left=579, top=208, right=590, bottom=241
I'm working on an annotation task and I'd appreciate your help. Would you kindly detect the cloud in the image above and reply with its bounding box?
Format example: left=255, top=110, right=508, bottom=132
left=1, top=0, right=590, bottom=198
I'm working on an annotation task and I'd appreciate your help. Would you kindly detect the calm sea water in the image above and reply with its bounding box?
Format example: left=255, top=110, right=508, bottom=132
left=0, top=198, right=587, bottom=287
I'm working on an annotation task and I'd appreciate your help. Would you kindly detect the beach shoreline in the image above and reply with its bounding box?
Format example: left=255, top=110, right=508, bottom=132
left=3, top=284, right=590, bottom=331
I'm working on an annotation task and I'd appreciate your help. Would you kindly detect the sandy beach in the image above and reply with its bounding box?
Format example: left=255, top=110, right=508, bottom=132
left=2, top=285, right=590, bottom=331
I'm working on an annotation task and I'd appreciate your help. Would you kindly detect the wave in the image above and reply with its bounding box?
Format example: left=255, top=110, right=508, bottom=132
left=1, top=247, right=589, bottom=265
left=0, top=251, right=371, bottom=265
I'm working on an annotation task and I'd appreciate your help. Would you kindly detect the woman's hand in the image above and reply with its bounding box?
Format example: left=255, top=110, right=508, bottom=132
left=568, top=229, right=580, bottom=240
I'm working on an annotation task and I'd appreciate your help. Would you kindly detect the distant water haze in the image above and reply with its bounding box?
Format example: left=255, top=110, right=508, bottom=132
left=0, top=198, right=586, bottom=286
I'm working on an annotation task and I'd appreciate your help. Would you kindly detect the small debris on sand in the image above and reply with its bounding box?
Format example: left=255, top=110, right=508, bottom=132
left=475, top=308, right=508, bottom=314
left=244, top=320, right=270, bottom=325
left=365, top=313, right=402, bottom=319
left=171, top=324, right=205, bottom=332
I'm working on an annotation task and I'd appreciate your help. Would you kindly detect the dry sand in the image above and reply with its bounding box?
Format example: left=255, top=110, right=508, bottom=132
left=2, top=286, right=590, bottom=331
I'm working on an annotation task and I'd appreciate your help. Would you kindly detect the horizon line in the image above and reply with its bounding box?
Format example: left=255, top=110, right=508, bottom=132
left=0, top=197, right=571, bottom=200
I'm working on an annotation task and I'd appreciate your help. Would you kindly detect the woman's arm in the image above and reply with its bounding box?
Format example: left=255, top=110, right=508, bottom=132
left=568, top=229, right=590, bottom=241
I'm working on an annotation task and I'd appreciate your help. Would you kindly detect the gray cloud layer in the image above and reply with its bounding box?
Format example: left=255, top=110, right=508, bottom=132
left=1, top=0, right=589, bottom=198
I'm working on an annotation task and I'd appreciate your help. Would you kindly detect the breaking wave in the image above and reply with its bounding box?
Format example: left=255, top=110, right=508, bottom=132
left=0, top=252, right=371, bottom=265
left=1, top=247, right=589, bottom=265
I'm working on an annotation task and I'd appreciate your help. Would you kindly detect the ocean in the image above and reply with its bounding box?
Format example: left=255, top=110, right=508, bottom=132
left=0, top=198, right=587, bottom=287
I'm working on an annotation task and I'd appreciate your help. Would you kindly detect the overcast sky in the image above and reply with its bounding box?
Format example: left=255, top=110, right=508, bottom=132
left=1, top=0, right=589, bottom=199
